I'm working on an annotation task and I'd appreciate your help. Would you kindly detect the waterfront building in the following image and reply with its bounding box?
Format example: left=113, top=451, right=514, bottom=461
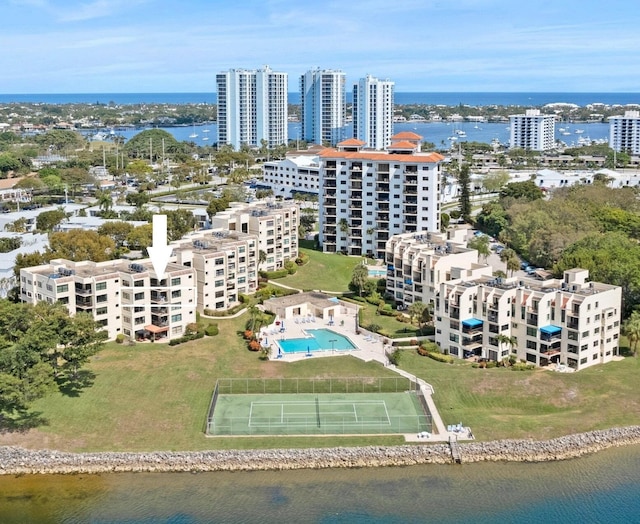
left=384, top=231, right=491, bottom=308
left=509, top=109, right=556, bottom=151
left=434, top=268, right=621, bottom=371
left=19, top=259, right=197, bottom=341
left=216, top=66, right=288, bottom=150
left=300, top=69, right=346, bottom=146
left=172, top=230, right=259, bottom=312
left=609, top=110, right=640, bottom=155
left=318, top=133, right=444, bottom=258
left=209, top=200, right=299, bottom=272
left=353, top=75, right=395, bottom=150
left=261, top=147, right=323, bottom=199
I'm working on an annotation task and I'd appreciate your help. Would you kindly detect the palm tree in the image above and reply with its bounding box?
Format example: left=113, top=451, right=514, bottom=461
left=351, top=264, right=369, bottom=297
left=496, top=334, right=517, bottom=357
left=258, top=250, right=267, bottom=273
left=623, top=311, right=640, bottom=357
left=408, top=301, right=426, bottom=326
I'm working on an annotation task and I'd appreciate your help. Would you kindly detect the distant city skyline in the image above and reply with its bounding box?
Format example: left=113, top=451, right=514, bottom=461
left=2, top=0, right=639, bottom=94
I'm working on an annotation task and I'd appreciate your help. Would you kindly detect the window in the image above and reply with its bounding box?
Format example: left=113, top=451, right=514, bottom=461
left=57, top=284, right=69, bottom=293
left=171, top=313, right=182, bottom=322
left=96, top=306, right=108, bottom=315
left=171, top=277, right=181, bottom=286
left=96, top=282, right=107, bottom=291
left=134, top=292, right=144, bottom=300
left=172, top=290, right=181, bottom=299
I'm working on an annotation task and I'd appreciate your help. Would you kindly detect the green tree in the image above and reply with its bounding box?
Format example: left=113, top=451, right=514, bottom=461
left=164, top=209, right=196, bottom=241
left=97, top=221, right=134, bottom=250
left=622, top=311, right=640, bottom=357
left=481, top=170, right=511, bottom=193
left=467, top=234, right=491, bottom=263
left=458, top=164, right=472, bottom=221
left=408, top=301, right=426, bottom=326
left=48, top=230, right=115, bottom=262
left=351, top=264, right=369, bottom=297
left=60, top=312, right=107, bottom=380
left=36, top=208, right=68, bottom=232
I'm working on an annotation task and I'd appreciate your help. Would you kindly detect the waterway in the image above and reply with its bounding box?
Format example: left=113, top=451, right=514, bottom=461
left=113, top=120, right=611, bottom=150
left=1, top=444, right=639, bottom=523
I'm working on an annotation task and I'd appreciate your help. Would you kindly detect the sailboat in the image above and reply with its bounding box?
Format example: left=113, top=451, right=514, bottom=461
left=189, top=123, right=198, bottom=139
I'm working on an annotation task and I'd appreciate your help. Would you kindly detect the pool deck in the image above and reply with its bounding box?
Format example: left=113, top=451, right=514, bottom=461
left=260, top=314, right=471, bottom=443
left=261, top=313, right=386, bottom=365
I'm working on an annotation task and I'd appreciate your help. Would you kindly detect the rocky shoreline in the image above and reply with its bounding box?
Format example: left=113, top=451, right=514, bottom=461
left=1, top=426, right=640, bottom=475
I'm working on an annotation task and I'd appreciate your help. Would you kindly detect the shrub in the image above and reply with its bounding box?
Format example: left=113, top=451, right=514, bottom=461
left=243, top=329, right=254, bottom=340
left=205, top=324, right=219, bottom=336
left=185, top=323, right=199, bottom=336
left=263, top=268, right=289, bottom=279
left=284, top=260, right=297, bottom=275
left=387, top=347, right=402, bottom=366
left=426, top=351, right=454, bottom=364
left=248, top=339, right=261, bottom=351
left=115, top=333, right=125, bottom=344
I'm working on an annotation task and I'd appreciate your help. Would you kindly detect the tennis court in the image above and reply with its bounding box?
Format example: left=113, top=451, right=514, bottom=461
left=208, top=392, right=431, bottom=436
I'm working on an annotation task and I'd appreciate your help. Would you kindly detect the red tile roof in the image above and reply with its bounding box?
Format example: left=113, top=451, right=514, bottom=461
left=388, top=140, right=418, bottom=150
left=391, top=131, right=422, bottom=140
left=337, top=138, right=366, bottom=147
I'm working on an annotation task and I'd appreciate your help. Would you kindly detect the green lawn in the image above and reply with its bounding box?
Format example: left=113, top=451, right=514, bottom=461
left=398, top=348, right=640, bottom=441
left=20, top=316, right=403, bottom=452
left=280, top=247, right=363, bottom=292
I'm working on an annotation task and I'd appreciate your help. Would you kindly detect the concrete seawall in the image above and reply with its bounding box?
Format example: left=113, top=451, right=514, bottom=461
left=1, top=426, right=639, bottom=475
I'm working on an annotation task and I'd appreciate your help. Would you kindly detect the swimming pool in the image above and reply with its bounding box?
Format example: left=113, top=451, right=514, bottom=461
left=368, top=268, right=387, bottom=278
left=278, top=329, right=357, bottom=354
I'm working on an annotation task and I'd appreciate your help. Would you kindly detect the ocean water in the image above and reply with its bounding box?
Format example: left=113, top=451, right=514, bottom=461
left=1, top=444, right=639, bottom=523
left=1, top=92, right=639, bottom=107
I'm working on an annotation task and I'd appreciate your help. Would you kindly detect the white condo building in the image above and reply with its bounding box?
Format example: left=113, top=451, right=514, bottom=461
left=209, top=201, right=299, bottom=273
left=353, top=75, right=395, bottom=150
left=20, top=259, right=197, bottom=342
left=434, top=268, right=622, bottom=371
left=385, top=231, right=491, bottom=308
left=216, top=66, right=288, bottom=150
left=318, top=132, right=444, bottom=258
left=300, top=69, right=346, bottom=146
left=261, top=147, right=322, bottom=199
left=609, top=110, right=640, bottom=155
left=509, top=109, right=556, bottom=151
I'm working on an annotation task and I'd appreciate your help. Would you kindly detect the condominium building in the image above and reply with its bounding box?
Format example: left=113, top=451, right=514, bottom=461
left=353, top=75, right=395, bottom=150
left=19, top=259, right=197, bottom=342
left=209, top=200, right=299, bottom=272
left=434, top=268, right=622, bottom=371
left=385, top=231, right=491, bottom=308
left=318, top=133, right=444, bottom=258
left=300, top=69, right=346, bottom=146
left=173, top=230, right=259, bottom=312
left=509, top=109, right=556, bottom=151
left=609, top=110, right=640, bottom=155
left=261, top=147, right=323, bottom=199
left=216, top=66, right=288, bottom=150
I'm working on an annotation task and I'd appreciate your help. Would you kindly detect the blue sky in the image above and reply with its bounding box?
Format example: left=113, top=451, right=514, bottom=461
left=2, top=0, right=639, bottom=93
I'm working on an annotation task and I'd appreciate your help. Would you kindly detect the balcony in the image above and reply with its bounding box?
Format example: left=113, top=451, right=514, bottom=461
left=76, top=297, right=93, bottom=308
left=151, top=292, right=168, bottom=303
left=75, top=285, right=92, bottom=295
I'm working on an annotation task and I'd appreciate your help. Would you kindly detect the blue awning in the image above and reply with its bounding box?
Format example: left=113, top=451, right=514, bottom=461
left=387, top=264, right=394, bottom=270
left=462, top=318, right=483, bottom=329
left=540, top=325, right=562, bottom=335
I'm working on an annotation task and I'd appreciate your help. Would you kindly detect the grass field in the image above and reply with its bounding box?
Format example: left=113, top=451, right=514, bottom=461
left=279, top=247, right=362, bottom=292
left=209, top=392, right=429, bottom=436
left=398, top=347, right=640, bottom=441
left=4, top=316, right=404, bottom=452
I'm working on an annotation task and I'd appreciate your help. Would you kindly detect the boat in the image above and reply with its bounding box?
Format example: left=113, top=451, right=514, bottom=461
left=189, top=123, right=198, bottom=139
left=203, top=129, right=210, bottom=133
left=202, top=136, right=209, bottom=141
left=575, top=129, right=584, bottom=134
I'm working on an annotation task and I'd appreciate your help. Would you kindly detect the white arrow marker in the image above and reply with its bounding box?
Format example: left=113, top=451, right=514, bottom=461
left=147, top=214, right=173, bottom=279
